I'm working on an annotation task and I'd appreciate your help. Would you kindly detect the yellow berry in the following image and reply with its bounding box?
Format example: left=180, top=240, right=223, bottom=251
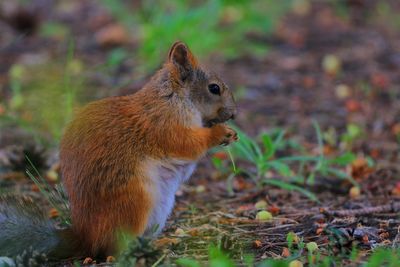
left=256, top=211, right=273, bottom=221
left=255, top=200, right=268, bottom=209
left=289, top=260, right=303, bottom=267
left=306, top=242, right=318, bottom=253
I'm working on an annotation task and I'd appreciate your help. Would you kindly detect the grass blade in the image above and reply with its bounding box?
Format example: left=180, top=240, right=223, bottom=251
left=263, top=179, right=319, bottom=202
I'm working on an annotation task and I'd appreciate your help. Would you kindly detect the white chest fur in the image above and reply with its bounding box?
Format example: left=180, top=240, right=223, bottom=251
left=145, top=158, right=197, bottom=235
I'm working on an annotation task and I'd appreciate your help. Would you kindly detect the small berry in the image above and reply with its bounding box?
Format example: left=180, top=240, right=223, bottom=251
left=289, top=260, right=303, bottom=267
left=349, top=186, right=361, bottom=199
left=255, top=200, right=268, bottom=210
left=306, top=242, right=318, bottom=253
left=256, top=211, right=273, bottom=221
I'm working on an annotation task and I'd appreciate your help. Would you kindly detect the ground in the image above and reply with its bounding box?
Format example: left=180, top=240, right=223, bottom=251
left=0, top=1, right=399, bottom=266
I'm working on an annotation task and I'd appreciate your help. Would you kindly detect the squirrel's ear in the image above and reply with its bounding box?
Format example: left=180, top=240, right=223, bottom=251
left=168, top=41, right=198, bottom=81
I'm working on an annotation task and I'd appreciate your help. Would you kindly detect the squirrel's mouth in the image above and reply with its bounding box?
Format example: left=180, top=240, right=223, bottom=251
left=203, top=116, right=234, bottom=128
left=203, top=107, right=237, bottom=127
left=203, top=119, right=220, bottom=128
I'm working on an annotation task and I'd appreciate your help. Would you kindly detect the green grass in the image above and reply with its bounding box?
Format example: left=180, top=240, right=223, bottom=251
left=175, top=243, right=400, bottom=267
left=25, top=156, right=70, bottom=225
left=1, top=39, right=88, bottom=146
left=213, top=121, right=361, bottom=201
left=100, top=0, right=293, bottom=73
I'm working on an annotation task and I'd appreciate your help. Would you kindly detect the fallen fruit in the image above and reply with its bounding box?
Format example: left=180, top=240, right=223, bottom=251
left=349, top=186, right=361, bottom=199
left=46, top=170, right=59, bottom=182
left=322, top=54, right=341, bottom=76
left=195, top=185, right=206, bottom=193
left=287, top=231, right=300, bottom=244
left=256, top=210, right=273, bottom=221
left=289, top=260, right=303, bottom=267
left=306, top=241, right=318, bottom=253
left=335, top=84, right=351, bottom=99
left=255, top=200, right=268, bottom=210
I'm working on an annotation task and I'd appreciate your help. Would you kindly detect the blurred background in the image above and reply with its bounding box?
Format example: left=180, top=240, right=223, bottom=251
left=0, top=0, right=399, bottom=146
left=0, top=0, right=400, bottom=264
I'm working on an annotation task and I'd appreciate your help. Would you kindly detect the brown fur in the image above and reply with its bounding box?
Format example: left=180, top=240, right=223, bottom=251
left=59, top=41, right=237, bottom=257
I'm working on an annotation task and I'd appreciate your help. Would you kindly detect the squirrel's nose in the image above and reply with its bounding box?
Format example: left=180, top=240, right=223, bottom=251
left=218, top=107, right=237, bottom=122
left=230, top=108, right=238, bottom=120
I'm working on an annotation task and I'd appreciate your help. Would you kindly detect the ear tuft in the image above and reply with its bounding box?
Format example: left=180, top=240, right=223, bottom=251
left=170, top=42, right=188, bottom=67
left=168, top=41, right=198, bottom=76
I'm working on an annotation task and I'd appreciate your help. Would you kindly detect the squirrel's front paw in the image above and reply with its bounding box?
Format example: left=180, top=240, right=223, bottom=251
left=211, top=124, right=238, bottom=146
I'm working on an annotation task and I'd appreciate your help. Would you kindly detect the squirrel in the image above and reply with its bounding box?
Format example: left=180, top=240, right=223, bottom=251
left=0, top=41, right=238, bottom=259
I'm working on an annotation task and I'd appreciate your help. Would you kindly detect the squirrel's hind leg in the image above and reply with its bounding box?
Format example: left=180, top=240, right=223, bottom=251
left=70, top=177, right=154, bottom=257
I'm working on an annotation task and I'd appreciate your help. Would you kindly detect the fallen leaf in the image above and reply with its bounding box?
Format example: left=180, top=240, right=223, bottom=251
left=282, top=247, right=291, bottom=257
left=362, top=234, right=369, bottom=245
left=83, top=257, right=93, bottom=265
left=323, top=145, right=336, bottom=155
left=174, top=228, right=185, bottom=236
left=303, top=76, right=315, bottom=88
left=350, top=157, right=374, bottom=180
left=267, top=205, right=280, bottom=215
left=345, top=99, right=362, bottom=112
left=187, top=228, right=199, bottom=236
left=106, top=256, right=115, bottom=263
left=154, top=237, right=180, bottom=248
left=379, top=232, right=389, bottom=240
left=31, top=184, right=39, bottom=192
left=369, top=149, right=380, bottom=159
left=392, top=123, right=400, bottom=136
left=48, top=208, right=59, bottom=218
left=236, top=204, right=255, bottom=214
left=371, top=73, right=389, bottom=89
left=233, top=176, right=252, bottom=191
left=253, top=240, right=262, bottom=248
left=213, top=151, right=228, bottom=160
left=392, top=182, right=400, bottom=196
left=95, top=23, right=129, bottom=47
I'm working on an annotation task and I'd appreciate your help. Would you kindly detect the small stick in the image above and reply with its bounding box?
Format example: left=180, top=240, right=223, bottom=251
left=321, top=202, right=400, bottom=217
left=225, top=188, right=269, bottom=204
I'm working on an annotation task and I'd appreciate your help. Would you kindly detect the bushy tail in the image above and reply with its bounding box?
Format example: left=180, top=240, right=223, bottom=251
left=0, top=195, right=79, bottom=259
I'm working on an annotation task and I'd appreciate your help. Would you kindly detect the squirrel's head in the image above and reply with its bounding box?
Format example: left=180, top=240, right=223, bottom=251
left=165, top=41, right=237, bottom=127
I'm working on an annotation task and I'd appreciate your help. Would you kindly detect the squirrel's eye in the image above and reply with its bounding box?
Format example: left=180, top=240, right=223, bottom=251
left=208, top=84, right=221, bottom=95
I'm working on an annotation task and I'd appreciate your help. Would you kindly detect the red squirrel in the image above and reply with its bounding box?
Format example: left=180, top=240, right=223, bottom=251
left=0, top=41, right=238, bottom=259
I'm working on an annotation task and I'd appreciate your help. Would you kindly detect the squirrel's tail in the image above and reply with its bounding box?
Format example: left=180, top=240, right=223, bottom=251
left=0, top=195, right=81, bottom=259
